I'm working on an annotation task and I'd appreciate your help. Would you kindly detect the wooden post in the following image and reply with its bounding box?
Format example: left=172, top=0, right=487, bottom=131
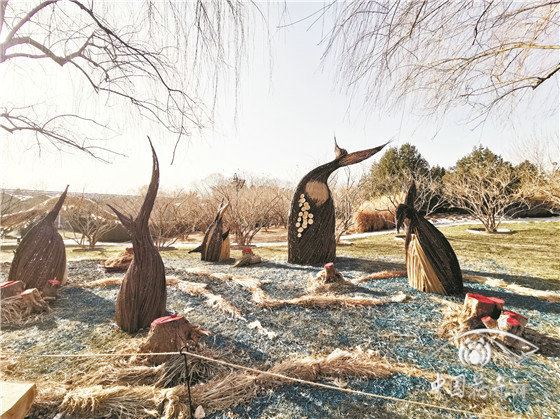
left=0, top=281, right=24, bottom=298
left=8, top=187, right=68, bottom=291
left=109, top=138, right=167, bottom=333
left=288, top=139, right=387, bottom=265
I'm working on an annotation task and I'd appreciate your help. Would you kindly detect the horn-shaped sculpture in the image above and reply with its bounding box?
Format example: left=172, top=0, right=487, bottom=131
left=396, top=181, right=464, bottom=295
left=288, top=139, right=387, bottom=265
left=108, top=138, right=167, bottom=333
left=190, top=201, right=230, bottom=262
left=8, top=186, right=69, bottom=291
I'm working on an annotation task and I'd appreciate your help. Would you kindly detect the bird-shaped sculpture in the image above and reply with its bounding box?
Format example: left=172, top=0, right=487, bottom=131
left=108, top=138, right=167, bottom=332
left=396, top=181, right=464, bottom=295
left=190, top=201, right=230, bottom=262
left=288, top=139, right=387, bottom=265
left=9, top=186, right=69, bottom=291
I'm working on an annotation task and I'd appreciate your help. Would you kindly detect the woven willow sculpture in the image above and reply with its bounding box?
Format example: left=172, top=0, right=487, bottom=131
left=288, top=140, right=387, bottom=265
left=396, top=181, right=464, bottom=295
left=8, top=186, right=68, bottom=291
left=190, top=201, right=230, bottom=262
left=108, top=139, right=167, bottom=332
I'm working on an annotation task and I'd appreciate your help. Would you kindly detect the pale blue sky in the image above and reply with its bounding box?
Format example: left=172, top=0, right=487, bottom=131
left=1, top=2, right=558, bottom=194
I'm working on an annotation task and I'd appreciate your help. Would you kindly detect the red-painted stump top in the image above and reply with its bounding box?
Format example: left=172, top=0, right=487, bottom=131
left=151, top=314, right=182, bottom=327
left=503, top=310, right=527, bottom=321
left=324, top=262, right=334, bottom=269
left=47, top=279, right=61, bottom=287
left=488, top=296, right=505, bottom=307
left=466, top=293, right=497, bottom=305
left=242, top=247, right=253, bottom=255
left=506, top=317, right=521, bottom=326
left=1, top=281, right=17, bottom=288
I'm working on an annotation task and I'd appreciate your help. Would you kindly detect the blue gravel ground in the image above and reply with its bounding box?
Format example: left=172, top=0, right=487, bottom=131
left=1, top=256, right=559, bottom=418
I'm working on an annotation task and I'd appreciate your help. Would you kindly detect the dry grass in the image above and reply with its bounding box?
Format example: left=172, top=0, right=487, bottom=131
left=354, top=201, right=395, bottom=233
left=357, top=270, right=407, bottom=282
left=465, top=274, right=560, bottom=302
left=175, top=281, right=243, bottom=319
left=43, top=347, right=433, bottom=418
left=253, top=289, right=408, bottom=309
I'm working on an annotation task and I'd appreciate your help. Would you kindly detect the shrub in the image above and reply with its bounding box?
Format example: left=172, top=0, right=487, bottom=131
left=354, top=202, right=395, bottom=232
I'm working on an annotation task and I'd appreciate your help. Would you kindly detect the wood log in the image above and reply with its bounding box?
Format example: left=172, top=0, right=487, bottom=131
left=398, top=181, right=463, bottom=295
left=103, top=247, right=133, bottom=272
left=190, top=202, right=231, bottom=262
left=43, top=279, right=61, bottom=298
left=0, top=281, right=24, bottom=298
left=463, top=293, right=500, bottom=318
left=21, top=288, right=50, bottom=314
left=139, top=314, right=209, bottom=364
left=288, top=139, right=387, bottom=265
left=0, top=381, right=37, bottom=419
left=109, top=139, right=167, bottom=333
left=8, top=187, right=68, bottom=291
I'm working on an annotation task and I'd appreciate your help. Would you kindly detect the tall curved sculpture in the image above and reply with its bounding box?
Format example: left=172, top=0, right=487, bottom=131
left=396, top=181, right=464, bottom=295
left=288, top=140, right=387, bottom=265
left=108, top=138, right=167, bottom=332
left=8, top=186, right=69, bottom=291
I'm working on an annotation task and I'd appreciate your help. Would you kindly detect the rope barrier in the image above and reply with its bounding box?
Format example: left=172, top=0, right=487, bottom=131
left=21, top=349, right=513, bottom=418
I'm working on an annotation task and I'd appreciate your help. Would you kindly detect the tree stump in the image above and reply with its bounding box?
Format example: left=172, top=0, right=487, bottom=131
left=0, top=281, right=24, bottom=298
left=109, top=139, right=167, bottom=333
left=43, top=279, right=62, bottom=298
left=288, top=139, right=387, bottom=265
left=190, top=202, right=230, bottom=262
left=398, top=181, right=463, bottom=295
left=233, top=247, right=262, bottom=267
left=464, top=293, right=502, bottom=319
left=139, top=314, right=208, bottom=364
left=21, top=288, right=50, bottom=314
left=316, top=262, right=343, bottom=284
left=8, top=187, right=68, bottom=291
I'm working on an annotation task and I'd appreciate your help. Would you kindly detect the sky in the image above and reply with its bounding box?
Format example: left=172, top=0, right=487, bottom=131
left=1, top=2, right=559, bottom=195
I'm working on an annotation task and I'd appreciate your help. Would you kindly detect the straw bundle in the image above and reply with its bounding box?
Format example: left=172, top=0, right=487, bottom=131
left=357, top=270, right=407, bottom=282
left=176, top=281, right=243, bottom=319
left=254, top=291, right=408, bottom=309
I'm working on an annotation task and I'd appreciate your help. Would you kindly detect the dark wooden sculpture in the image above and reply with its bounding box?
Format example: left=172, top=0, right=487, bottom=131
left=288, top=140, right=387, bottom=265
left=396, top=181, right=464, bottom=295
left=8, top=187, right=68, bottom=291
left=189, top=201, right=230, bottom=262
left=108, top=139, right=167, bottom=333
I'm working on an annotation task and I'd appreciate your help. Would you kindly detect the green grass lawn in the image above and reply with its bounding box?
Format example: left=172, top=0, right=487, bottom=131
left=2, top=221, right=558, bottom=289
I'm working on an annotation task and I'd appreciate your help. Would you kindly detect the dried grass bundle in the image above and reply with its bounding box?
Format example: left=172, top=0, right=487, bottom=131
left=0, top=290, right=50, bottom=326
left=254, top=291, right=408, bottom=309
left=464, top=274, right=560, bottom=302
left=357, top=270, right=407, bottom=282
left=176, top=281, right=243, bottom=319
left=60, top=385, right=160, bottom=418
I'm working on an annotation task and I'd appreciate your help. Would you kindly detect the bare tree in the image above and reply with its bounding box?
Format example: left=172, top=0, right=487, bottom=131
left=332, top=168, right=360, bottom=243
left=211, top=175, right=287, bottom=246
left=319, top=1, right=559, bottom=122
left=443, top=148, right=529, bottom=232
left=0, top=0, right=255, bottom=158
left=64, top=195, right=117, bottom=249
left=149, top=190, right=209, bottom=250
